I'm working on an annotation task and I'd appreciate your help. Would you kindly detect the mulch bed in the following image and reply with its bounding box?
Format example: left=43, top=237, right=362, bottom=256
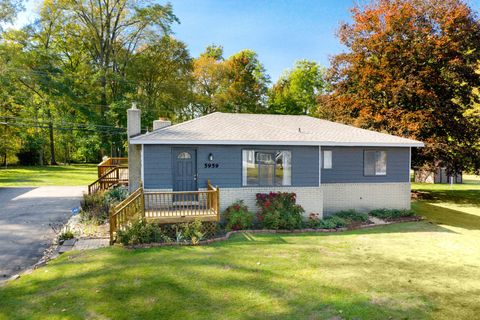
left=124, top=216, right=424, bottom=249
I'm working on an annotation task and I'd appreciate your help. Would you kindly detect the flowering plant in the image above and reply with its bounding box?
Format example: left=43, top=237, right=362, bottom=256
left=223, top=201, right=254, bottom=231
left=256, top=192, right=304, bottom=230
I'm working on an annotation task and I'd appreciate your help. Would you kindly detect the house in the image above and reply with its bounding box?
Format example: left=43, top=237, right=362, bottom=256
left=126, top=105, right=423, bottom=218
left=414, top=167, right=462, bottom=184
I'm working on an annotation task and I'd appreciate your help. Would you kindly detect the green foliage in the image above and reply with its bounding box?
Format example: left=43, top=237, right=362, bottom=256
left=334, top=210, right=369, bottom=223
left=16, top=134, right=43, bottom=165
left=58, top=229, right=74, bottom=242
left=223, top=201, right=254, bottom=231
left=256, top=192, right=304, bottom=230
left=105, top=186, right=128, bottom=205
left=80, top=192, right=109, bottom=224
left=176, top=219, right=206, bottom=245
left=117, top=219, right=171, bottom=246
left=369, top=208, right=416, bottom=220
left=319, top=215, right=347, bottom=229
left=268, top=60, right=327, bottom=115
left=306, top=213, right=322, bottom=228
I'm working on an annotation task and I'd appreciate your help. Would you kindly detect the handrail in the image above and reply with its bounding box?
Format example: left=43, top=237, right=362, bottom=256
left=88, top=165, right=128, bottom=194
left=98, top=157, right=128, bottom=178
left=109, top=186, right=144, bottom=244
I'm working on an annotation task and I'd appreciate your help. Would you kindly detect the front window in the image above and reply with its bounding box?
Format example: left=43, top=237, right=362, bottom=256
left=242, top=150, right=291, bottom=186
left=364, top=150, right=387, bottom=176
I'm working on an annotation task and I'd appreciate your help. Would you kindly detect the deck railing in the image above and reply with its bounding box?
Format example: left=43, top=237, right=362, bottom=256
left=98, top=157, right=128, bottom=178
left=109, top=180, right=220, bottom=244
left=88, top=166, right=128, bottom=194
left=109, top=187, right=145, bottom=244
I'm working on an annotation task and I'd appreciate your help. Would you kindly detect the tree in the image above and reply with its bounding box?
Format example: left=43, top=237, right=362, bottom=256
left=268, top=60, right=327, bottom=115
left=127, top=35, right=193, bottom=127
left=0, top=0, right=23, bottom=30
left=61, top=0, right=178, bottom=154
left=222, top=49, right=270, bottom=113
left=191, top=45, right=227, bottom=116
left=323, top=0, right=480, bottom=174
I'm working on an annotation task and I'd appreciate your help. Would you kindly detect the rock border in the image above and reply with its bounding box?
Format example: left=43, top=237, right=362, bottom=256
left=125, top=216, right=423, bottom=249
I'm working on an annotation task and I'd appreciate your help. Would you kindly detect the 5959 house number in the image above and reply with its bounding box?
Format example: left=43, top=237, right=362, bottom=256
left=204, top=163, right=219, bottom=168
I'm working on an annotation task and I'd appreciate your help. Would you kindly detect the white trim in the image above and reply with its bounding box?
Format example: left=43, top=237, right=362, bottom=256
left=131, top=139, right=424, bottom=148
left=318, top=146, right=322, bottom=186
left=409, top=146, right=412, bottom=179
left=141, top=144, right=144, bottom=185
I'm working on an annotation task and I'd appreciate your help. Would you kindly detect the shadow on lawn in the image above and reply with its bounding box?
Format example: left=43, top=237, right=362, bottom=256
left=0, top=246, right=434, bottom=320
left=413, top=201, right=480, bottom=230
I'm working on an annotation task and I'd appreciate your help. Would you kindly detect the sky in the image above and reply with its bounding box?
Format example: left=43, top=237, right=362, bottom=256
left=12, top=0, right=480, bottom=82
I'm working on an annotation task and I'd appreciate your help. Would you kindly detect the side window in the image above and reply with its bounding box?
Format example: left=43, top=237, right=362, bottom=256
left=323, top=150, right=332, bottom=169
left=364, top=150, right=387, bottom=176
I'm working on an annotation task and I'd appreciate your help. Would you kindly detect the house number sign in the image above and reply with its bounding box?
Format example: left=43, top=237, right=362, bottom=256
left=204, top=163, right=219, bottom=168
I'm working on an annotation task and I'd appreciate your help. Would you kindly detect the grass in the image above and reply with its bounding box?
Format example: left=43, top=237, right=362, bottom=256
left=0, top=164, right=98, bottom=186
left=0, top=176, right=479, bottom=319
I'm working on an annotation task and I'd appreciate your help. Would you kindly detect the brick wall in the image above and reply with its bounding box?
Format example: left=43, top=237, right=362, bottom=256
left=219, top=187, right=324, bottom=217
left=322, top=183, right=411, bottom=215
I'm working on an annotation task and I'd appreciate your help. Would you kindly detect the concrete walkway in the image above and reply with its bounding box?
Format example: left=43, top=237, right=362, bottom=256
left=0, top=186, right=85, bottom=280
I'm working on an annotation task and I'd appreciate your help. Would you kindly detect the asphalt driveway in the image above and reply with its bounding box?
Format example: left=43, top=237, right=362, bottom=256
left=0, top=187, right=85, bottom=280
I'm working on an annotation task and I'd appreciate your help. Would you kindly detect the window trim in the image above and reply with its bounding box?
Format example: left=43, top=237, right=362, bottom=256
left=322, top=150, right=332, bottom=169
left=363, top=149, right=388, bottom=177
left=241, top=148, right=292, bottom=187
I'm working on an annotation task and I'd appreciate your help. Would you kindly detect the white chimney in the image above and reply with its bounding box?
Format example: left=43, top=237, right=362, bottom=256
left=127, top=102, right=141, bottom=192
left=153, top=119, right=171, bottom=130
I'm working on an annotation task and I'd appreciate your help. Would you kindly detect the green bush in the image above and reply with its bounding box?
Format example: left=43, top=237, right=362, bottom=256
left=178, top=219, right=206, bottom=245
left=223, top=201, right=254, bottom=231
left=105, top=186, right=129, bottom=205
left=319, top=215, right=347, bottom=229
left=256, top=192, right=304, bottom=230
left=334, top=210, right=369, bottom=223
left=59, top=230, right=74, bottom=242
left=306, top=213, right=322, bottom=228
left=117, top=219, right=171, bottom=245
left=369, top=208, right=415, bottom=220
left=80, top=192, right=109, bottom=224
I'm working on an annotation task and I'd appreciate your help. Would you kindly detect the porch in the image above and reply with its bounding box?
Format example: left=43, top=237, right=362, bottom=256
left=109, top=181, right=220, bottom=244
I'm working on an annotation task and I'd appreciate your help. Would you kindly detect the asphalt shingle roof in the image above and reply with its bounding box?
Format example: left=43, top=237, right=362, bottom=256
left=130, top=112, right=423, bottom=147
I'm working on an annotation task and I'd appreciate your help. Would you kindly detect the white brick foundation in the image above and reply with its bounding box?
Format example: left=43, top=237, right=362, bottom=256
left=219, top=187, right=323, bottom=217
left=145, top=183, right=411, bottom=219
left=322, top=183, right=411, bottom=215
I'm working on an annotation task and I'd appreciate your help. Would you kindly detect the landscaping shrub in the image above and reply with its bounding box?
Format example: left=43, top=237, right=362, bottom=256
left=58, top=229, right=74, bottom=242
left=178, top=219, right=206, bottom=245
left=369, top=208, right=416, bottom=220
left=306, top=213, right=322, bottom=228
left=334, top=210, right=369, bottom=223
left=319, top=215, right=347, bottom=229
left=105, top=186, right=128, bottom=205
left=223, top=201, right=254, bottom=230
left=117, top=219, right=171, bottom=245
left=80, top=192, right=109, bottom=224
left=256, top=192, right=304, bottom=230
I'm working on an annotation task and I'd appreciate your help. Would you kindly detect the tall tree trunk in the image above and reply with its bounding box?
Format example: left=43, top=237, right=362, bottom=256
left=47, top=109, right=57, bottom=165
left=100, top=72, right=108, bottom=158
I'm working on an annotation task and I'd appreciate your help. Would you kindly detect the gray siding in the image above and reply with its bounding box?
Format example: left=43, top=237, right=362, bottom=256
left=144, top=144, right=410, bottom=189
left=321, top=147, right=410, bottom=183
left=143, top=144, right=319, bottom=189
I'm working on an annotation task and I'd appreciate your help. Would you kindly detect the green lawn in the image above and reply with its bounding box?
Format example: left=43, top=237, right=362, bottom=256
left=1, top=176, right=479, bottom=319
left=0, top=164, right=98, bottom=186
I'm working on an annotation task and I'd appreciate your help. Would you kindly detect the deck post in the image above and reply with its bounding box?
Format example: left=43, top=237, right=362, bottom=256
left=216, top=185, right=220, bottom=221
left=109, top=207, right=115, bottom=245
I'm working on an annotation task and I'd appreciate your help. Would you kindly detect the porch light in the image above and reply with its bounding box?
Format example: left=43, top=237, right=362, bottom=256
left=208, top=153, right=214, bottom=161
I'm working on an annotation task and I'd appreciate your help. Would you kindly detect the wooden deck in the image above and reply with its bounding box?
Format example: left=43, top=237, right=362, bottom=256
left=109, top=181, right=220, bottom=244
left=145, top=209, right=218, bottom=223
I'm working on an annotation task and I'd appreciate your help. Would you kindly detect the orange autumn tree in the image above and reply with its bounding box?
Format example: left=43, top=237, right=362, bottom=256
left=322, top=0, right=480, bottom=174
